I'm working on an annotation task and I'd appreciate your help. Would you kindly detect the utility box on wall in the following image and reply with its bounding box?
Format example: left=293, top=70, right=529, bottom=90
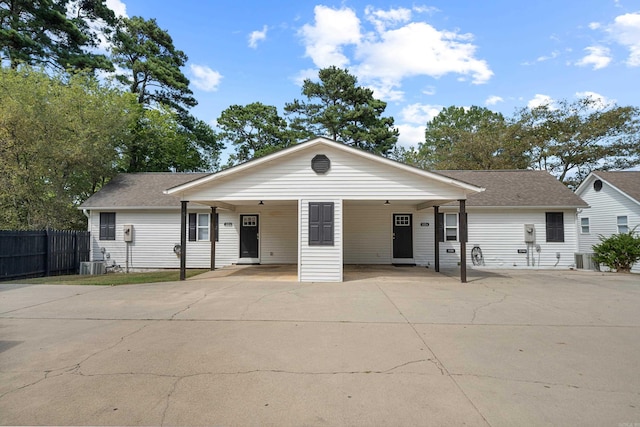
left=123, top=224, right=134, bottom=242
left=524, top=224, right=535, bottom=243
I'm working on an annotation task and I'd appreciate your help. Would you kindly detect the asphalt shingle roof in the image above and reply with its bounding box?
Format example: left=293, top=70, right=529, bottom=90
left=81, top=170, right=588, bottom=209
left=592, top=171, right=640, bottom=203
left=80, top=173, right=211, bottom=208
left=436, top=170, right=588, bottom=207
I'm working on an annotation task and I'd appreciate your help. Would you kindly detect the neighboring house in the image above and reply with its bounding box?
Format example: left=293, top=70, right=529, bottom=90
left=80, top=137, right=586, bottom=282
left=575, top=171, right=640, bottom=273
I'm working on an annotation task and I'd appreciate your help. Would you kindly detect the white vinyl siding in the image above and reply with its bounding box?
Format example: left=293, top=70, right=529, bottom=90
left=299, top=199, right=342, bottom=282
left=437, top=208, right=579, bottom=269
left=179, top=145, right=469, bottom=203
left=576, top=176, right=640, bottom=273
left=343, top=204, right=434, bottom=267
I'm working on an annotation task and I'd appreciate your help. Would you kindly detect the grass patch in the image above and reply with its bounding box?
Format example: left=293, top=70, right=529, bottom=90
left=4, top=269, right=209, bottom=286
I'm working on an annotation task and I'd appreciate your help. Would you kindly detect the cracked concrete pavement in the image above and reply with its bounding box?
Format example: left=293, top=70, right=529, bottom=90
left=1, top=265, right=639, bottom=426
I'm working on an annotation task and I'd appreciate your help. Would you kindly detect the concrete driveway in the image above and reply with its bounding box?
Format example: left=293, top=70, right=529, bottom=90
left=1, top=266, right=639, bottom=426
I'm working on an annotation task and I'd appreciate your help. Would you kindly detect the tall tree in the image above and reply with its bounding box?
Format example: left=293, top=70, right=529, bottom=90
left=0, top=68, right=133, bottom=229
left=285, top=66, right=398, bottom=155
left=217, top=102, right=301, bottom=165
left=110, top=16, right=195, bottom=113
left=0, top=0, right=115, bottom=71
left=405, top=106, right=529, bottom=170
left=122, top=105, right=220, bottom=173
left=516, top=97, right=640, bottom=186
left=109, top=16, right=221, bottom=172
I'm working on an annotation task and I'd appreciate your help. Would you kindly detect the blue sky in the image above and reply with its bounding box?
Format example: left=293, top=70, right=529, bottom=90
left=108, top=0, right=640, bottom=156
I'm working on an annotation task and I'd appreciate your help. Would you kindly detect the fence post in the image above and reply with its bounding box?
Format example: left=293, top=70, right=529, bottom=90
left=44, top=229, right=50, bottom=277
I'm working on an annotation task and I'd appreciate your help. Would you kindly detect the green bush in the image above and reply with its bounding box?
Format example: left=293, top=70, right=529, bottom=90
left=592, top=229, right=640, bottom=273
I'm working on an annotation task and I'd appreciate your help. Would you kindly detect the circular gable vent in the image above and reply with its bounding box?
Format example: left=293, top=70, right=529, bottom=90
left=593, top=179, right=603, bottom=191
left=311, top=154, right=330, bottom=174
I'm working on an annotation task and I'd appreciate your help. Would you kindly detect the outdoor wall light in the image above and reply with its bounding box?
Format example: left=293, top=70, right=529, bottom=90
left=259, top=200, right=264, bottom=205
left=384, top=200, right=390, bottom=205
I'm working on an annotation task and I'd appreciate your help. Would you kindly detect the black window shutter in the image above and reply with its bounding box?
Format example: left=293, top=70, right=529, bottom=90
left=309, top=203, right=321, bottom=244
left=321, top=203, right=334, bottom=245
left=188, top=213, right=197, bottom=241
left=545, top=212, right=564, bottom=242
left=309, top=202, right=334, bottom=245
left=437, top=213, right=444, bottom=242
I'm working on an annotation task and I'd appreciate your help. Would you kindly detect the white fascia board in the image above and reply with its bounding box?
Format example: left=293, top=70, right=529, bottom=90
left=165, top=137, right=485, bottom=195
left=574, top=173, right=595, bottom=196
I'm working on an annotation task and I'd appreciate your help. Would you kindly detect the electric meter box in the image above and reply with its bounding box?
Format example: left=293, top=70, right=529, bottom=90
left=123, top=224, right=134, bottom=242
left=524, top=224, right=535, bottom=243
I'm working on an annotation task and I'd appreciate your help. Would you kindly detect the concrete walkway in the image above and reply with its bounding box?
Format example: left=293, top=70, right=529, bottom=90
left=1, top=267, right=639, bottom=426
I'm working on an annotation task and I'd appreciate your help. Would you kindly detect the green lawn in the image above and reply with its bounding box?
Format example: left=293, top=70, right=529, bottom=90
left=4, top=269, right=209, bottom=286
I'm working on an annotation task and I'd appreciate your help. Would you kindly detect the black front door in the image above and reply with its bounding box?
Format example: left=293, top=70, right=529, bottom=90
left=393, top=214, right=413, bottom=259
left=240, top=215, right=259, bottom=259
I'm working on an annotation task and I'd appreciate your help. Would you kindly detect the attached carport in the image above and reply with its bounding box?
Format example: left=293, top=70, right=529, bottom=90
left=166, top=137, right=483, bottom=283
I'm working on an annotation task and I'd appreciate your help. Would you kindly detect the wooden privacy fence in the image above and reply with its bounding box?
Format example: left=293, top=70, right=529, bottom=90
left=0, top=230, right=90, bottom=281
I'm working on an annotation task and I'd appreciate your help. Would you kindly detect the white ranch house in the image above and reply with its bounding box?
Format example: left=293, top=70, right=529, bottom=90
left=80, top=137, right=587, bottom=282
left=575, top=171, right=640, bottom=273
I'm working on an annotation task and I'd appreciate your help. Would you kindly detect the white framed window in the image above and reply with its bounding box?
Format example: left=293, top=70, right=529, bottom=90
left=395, top=215, right=411, bottom=226
left=581, top=217, right=590, bottom=234
left=198, top=214, right=209, bottom=241
left=243, top=215, right=257, bottom=227
left=617, top=216, right=628, bottom=234
left=445, top=213, right=458, bottom=241
left=189, top=213, right=213, bottom=241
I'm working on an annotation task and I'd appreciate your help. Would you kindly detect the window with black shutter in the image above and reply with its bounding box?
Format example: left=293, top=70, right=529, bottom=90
left=437, top=213, right=459, bottom=242
left=188, top=213, right=217, bottom=241
left=99, top=212, right=116, bottom=240
left=545, top=212, right=564, bottom=242
left=309, top=202, right=334, bottom=245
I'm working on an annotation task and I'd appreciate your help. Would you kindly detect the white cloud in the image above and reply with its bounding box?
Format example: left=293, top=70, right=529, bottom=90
left=397, top=124, right=426, bottom=148
left=299, top=5, right=361, bottom=68
left=576, top=46, right=612, bottom=69
left=485, top=95, right=504, bottom=106
left=292, top=68, right=319, bottom=86
left=588, top=22, right=601, bottom=30
left=189, top=64, right=222, bottom=92
left=365, top=6, right=412, bottom=32
left=107, top=0, right=127, bottom=17
left=395, top=103, right=444, bottom=148
left=297, top=5, right=492, bottom=102
left=248, top=25, right=268, bottom=49
left=527, top=94, right=554, bottom=109
left=535, top=50, right=559, bottom=62
left=575, top=91, right=615, bottom=108
left=422, top=85, right=436, bottom=95
left=400, top=103, right=443, bottom=124
left=608, top=12, right=640, bottom=66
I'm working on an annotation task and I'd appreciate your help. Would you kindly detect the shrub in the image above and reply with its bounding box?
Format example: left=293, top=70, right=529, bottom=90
left=592, top=229, right=640, bottom=273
